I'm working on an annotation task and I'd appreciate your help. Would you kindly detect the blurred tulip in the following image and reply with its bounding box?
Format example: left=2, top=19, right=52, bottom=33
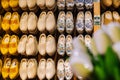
left=70, top=38, right=93, bottom=79
left=89, top=39, right=99, bottom=56
left=73, top=37, right=87, bottom=53
left=93, top=29, right=112, bottom=54
left=113, top=42, right=120, bottom=60
left=102, top=22, right=120, bottom=43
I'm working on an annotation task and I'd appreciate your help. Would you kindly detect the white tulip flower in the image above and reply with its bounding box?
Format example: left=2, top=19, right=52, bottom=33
left=102, top=22, right=120, bottom=43
left=93, top=29, right=112, bottom=54
left=70, top=38, right=93, bottom=79
left=89, top=39, right=98, bottom=56
left=73, top=37, right=87, bottom=53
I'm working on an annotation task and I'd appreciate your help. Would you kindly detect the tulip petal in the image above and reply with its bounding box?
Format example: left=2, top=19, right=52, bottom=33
left=102, top=22, right=120, bottom=43
left=93, top=29, right=112, bottom=54
left=70, top=38, right=93, bottom=79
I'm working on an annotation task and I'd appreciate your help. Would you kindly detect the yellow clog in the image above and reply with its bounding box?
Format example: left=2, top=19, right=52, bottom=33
left=113, top=11, right=120, bottom=23
left=9, top=0, right=19, bottom=8
left=0, top=37, right=2, bottom=53
left=1, top=12, right=11, bottom=32
left=9, top=35, right=19, bottom=55
left=0, top=59, right=2, bottom=76
left=9, top=59, right=19, bottom=79
left=102, top=0, right=112, bottom=7
left=0, top=15, right=2, bottom=30
left=104, top=11, right=113, bottom=25
left=1, top=34, right=10, bottom=55
left=1, top=0, right=10, bottom=11
left=9, top=0, right=19, bottom=11
left=2, top=58, right=11, bottom=79
left=113, top=0, right=120, bottom=8
left=10, top=12, right=20, bottom=33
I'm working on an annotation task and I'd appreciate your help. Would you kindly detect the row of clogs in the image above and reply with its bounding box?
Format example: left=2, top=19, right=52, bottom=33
left=101, top=11, right=120, bottom=25
left=20, top=58, right=55, bottom=80
left=57, top=11, right=93, bottom=34
left=38, top=34, right=56, bottom=56
left=19, top=0, right=56, bottom=11
left=57, top=34, right=73, bottom=56
left=2, top=0, right=120, bottom=11
left=0, top=58, right=73, bottom=80
left=0, top=34, right=19, bottom=55
left=0, top=34, right=38, bottom=56
left=1, top=58, right=19, bottom=79
left=57, top=34, right=92, bottom=56
left=1, top=12, right=20, bottom=33
left=20, top=12, right=38, bottom=34
left=1, top=0, right=20, bottom=11
left=37, top=58, right=56, bottom=80
left=1, top=0, right=93, bottom=11
left=101, top=0, right=120, bottom=9
left=19, top=58, right=38, bottom=80
left=1, top=0, right=38, bottom=11
left=33, top=11, right=56, bottom=34
left=57, top=0, right=93, bottom=10
left=0, top=34, right=56, bottom=56
left=18, top=34, right=56, bottom=56
left=1, top=11, right=56, bottom=34
left=18, top=35, right=38, bottom=56
left=0, top=34, right=92, bottom=56
left=57, top=59, right=73, bottom=80
left=1, top=11, right=93, bottom=34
